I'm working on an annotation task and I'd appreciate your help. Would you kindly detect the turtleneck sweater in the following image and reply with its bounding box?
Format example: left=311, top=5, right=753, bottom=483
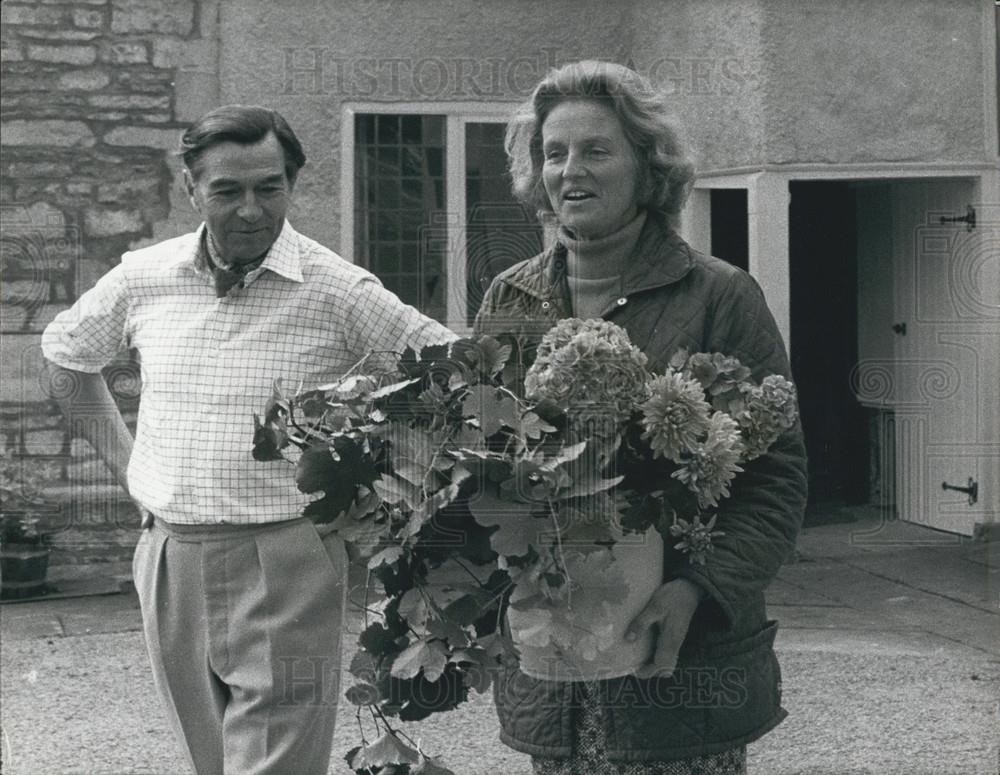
left=561, top=211, right=647, bottom=319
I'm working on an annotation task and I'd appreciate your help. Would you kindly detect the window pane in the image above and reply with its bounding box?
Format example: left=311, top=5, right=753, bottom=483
left=465, top=122, right=543, bottom=325
left=355, top=114, right=447, bottom=322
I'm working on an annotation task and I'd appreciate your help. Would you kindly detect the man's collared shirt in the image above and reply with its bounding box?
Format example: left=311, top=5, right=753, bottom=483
left=42, top=221, right=454, bottom=525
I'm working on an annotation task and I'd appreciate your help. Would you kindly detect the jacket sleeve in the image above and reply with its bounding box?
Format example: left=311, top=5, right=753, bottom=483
left=673, top=269, right=808, bottom=628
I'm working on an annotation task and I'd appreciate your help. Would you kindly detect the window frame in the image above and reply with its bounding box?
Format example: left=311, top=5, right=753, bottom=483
left=340, top=102, right=522, bottom=334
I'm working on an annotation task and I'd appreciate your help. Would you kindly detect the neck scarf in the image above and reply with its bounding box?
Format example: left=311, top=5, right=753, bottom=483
left=204, top=232, right=266, bottom=297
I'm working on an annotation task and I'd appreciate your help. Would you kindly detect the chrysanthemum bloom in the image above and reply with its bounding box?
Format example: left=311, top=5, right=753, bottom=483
left=525, top=318, right=649, bottom=425
left=672, top=412, right=745, bottom=508
left=669, top=514, right=725, bottom=565
left=639, top=371, right=712, bottom=462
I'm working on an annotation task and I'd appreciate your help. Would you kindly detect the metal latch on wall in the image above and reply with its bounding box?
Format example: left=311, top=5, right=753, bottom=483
left=942, top=477, right=978, bottom=506
left=939, top=205, right=976, bottom=231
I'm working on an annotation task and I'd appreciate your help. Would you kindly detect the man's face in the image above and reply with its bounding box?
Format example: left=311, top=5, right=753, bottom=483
left=185, top=132, right=294, bottom=265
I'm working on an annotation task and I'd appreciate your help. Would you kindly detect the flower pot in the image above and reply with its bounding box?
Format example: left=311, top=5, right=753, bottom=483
left=0, top=542, right=50, bottom=600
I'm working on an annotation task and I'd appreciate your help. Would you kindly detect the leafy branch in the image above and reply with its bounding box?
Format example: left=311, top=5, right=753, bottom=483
left=253, top=326, right=798, bottom=774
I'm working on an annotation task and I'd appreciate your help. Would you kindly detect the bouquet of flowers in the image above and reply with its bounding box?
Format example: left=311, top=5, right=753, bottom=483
left=253, top=318, right=798, bottom=775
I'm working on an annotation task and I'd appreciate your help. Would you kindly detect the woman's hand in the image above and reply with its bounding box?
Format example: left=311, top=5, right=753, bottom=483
left=624, top=577, right=705, bottom=679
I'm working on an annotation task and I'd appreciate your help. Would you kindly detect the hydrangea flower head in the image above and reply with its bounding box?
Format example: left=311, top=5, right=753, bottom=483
left=734, top=374, right=798, bottom=460
left=524, top=318, right=650, bottom=425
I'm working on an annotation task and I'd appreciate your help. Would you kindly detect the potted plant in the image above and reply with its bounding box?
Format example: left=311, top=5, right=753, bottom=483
left=0, top=455, right=55, bottom=601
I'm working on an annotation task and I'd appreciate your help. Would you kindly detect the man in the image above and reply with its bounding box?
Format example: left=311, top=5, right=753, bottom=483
left=42, top=105, right=454, bottom=775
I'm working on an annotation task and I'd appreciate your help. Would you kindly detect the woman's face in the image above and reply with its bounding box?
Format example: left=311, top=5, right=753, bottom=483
left=540, top=99, right=641, bottom=240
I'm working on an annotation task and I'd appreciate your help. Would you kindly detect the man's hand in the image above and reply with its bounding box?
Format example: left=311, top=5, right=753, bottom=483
left=624, top=577, right=705, bottom=679
left=139, top=508, right=154, bottom=529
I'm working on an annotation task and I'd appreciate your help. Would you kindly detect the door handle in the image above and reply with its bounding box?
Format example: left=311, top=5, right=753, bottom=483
left=942, top=477, right=978, bottom=506
left=892, top=322, right=906, bottom=336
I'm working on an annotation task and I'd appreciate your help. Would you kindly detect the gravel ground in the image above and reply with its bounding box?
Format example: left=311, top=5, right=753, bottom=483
left=2, top=627, right=997, bottom=775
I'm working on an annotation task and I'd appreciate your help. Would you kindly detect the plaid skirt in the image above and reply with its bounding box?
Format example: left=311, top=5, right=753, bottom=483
left=531, top=683, right=747, bottom=775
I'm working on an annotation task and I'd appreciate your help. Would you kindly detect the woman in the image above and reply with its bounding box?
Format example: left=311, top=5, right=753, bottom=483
left=474, top=60, right=808, bottom=774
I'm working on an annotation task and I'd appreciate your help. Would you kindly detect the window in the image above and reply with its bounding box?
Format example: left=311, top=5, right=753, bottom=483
left=344, top=106, right=543, bottom=331
left=354, top=115, right=447, bottom=321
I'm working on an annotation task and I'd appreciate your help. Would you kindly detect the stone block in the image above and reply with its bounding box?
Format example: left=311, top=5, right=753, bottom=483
left=26, top=44, right=97, bottom=66
left=0, top=335, right=45, bottom=403
left=22, top=428, right=69, bottom=456
left=112, top=67, right=174, bottom=93
left=88, top=111, right=128, bottom=122
left=88, top=94, right=169, bottom=110
left=100, top=40, right=147, bottom=64
left=17, top=201, right=68, bottom=230
left=1, top=4, right=64, bottom=26
left=56, top=69, right=111, bottom=91
left=10, top=181, right=63, bottom=201
left=150, top=37, right=182, bottom=69
left=17, top=28, right=100, bottom=41
left=111, top=0, right=194, bottom=35
left=72, top=8, right=105, bottom=29
left=83, top=208, right=145, bottom=237
left=102, top=125, right=179, bottom=151
left=20, top=407, right=62, bottom=432
left=3, top=159, right=75, bottom=179
left=1, top=47, right=24, bottom=62
left=1, top=303, right=65, bottom=335
left=1, top=280, right=49, bottom=314
left=0, top=74, right=56, bottom=93
left=2, top=94, right=88, bottom=120
left=96, top=178, right=160, bottom=206
left=1, top=120, right=95, bottom=148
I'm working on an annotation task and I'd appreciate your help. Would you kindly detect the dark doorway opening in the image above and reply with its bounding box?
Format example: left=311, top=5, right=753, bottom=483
left=789, top=181, right=869, bottom=517
left=710, top=189, right=749, bottom=271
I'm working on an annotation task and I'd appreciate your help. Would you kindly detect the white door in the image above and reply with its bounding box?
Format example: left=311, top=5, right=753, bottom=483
left=885, top=180, right=999, bottom=535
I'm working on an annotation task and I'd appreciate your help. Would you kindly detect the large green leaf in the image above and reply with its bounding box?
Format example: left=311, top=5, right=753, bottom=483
left=295, top=437, right=376, bottom=495
left=461, top=385, right=518, bottom=437
left=348, top=732, right=421, bottom=770
left=468, top=492, right=541, bottom=558
left=251, top=413, right=288, bottom=461
left=373, top=473, right=422, bottom=509
left=391, top=638, right=449, bottom=682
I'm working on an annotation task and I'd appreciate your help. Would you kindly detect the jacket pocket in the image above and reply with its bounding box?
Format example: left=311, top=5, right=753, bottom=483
left=689, top=619, right=783, bottom=742
left=605, top=620, right=783, bottom=760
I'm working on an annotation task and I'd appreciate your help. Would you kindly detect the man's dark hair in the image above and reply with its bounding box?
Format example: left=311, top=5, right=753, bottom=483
left=179, top=105, right=307, bottom=182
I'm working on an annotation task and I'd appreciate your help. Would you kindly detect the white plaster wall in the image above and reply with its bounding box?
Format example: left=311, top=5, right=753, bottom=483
left=214, top=0, right=632, bottom=252
left=759, top=0, right=987, bottom=164
left=630, top=0, right=767, bottom=171
left=191, top=0, right=993, bottom=248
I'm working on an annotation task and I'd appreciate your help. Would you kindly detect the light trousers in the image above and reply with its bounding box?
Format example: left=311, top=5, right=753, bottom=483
left=132, top=517, right=348, bottom=775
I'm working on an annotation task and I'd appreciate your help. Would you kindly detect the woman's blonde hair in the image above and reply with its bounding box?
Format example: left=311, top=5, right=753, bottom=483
left=505, top=60, right=695, bottom=225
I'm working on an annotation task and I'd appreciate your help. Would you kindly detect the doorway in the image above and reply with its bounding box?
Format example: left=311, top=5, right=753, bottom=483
left=789, top=181, right=870, bottom=515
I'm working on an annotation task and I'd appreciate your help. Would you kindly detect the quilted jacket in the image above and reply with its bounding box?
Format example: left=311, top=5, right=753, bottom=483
left=473, top=213, right=809, bottom=762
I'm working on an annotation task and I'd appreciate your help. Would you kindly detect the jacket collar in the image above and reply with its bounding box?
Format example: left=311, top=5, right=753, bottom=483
left=501, top=213, right=694, bottom=305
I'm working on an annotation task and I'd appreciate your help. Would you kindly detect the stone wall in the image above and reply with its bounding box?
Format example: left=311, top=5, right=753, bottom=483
left=1, top=0, right=208, bottom=577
